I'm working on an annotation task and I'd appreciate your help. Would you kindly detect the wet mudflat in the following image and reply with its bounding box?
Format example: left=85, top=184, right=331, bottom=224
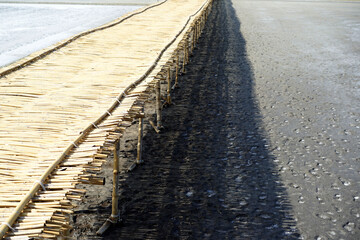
left=0, top=3, right=140, bottom=67
left=73, top=0, right=359, bottom=239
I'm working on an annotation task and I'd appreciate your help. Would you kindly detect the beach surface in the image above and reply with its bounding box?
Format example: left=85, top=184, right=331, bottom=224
left=68, top=0, right=359, bottom=239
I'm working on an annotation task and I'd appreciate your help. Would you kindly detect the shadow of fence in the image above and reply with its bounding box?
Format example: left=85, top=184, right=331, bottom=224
left=107, top=0, right=300, bottom=239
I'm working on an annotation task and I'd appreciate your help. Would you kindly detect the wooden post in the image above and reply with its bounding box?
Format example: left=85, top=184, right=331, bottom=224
left=166, top=67, right=171, bottom=104
left=182, top=41, right=187, bottom=73
left=175, top=55, right=179, bottom=87
left=186, top=38, right=189, bottom=64
left=195, top=22, right=198, bottom=43
left=136, top=108, right=144, bottom=164
left=191, top=27, right=195, bottom=52
left=111, top=139, right=120, bottom=220
left=197, top=20, right=200, bottom=41
left=97, top=139, right=120, bottom=235
left=155, top=80, right=162, bottom=129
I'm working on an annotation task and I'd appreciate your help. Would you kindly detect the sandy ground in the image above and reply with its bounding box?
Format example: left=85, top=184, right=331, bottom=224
left=0, top=3, right=141, bottom=67
left=72, top=0, right=359, bottom=239
left=234, top=0, right=359, bottom=239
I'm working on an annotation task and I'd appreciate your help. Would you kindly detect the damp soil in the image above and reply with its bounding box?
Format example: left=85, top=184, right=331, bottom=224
left=71, top=0, right=359, bottom=239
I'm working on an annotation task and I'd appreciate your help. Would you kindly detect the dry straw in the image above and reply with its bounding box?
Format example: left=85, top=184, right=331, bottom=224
left=0, top=0, right=213, bottom=238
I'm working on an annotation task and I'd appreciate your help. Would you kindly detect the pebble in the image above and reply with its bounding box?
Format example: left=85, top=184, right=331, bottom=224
left=207, top=190, right=216, bottom=197
left=235, top=176, right=242, bottom=182
left=334, top=194, right=342, bottom=201
left=239, top=200, right=248, bottom=206
left=265, top=224, right=279, bottom=230
left=259, top=195, right=267, bottom=200
left=317, top=213, right=330, bottom=220
left=343, top=222, right=355, bottom=232
left=186, top=191, right=193, bottom=197
left=260, top=214, right=271, bottom=219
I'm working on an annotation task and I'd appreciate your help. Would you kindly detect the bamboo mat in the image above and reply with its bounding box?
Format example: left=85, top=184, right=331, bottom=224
left=0, top=0, right=212, bottom=238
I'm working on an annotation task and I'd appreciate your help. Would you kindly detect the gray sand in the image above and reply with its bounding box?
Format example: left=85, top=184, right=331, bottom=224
left=235, top=0, right=360, bottom=238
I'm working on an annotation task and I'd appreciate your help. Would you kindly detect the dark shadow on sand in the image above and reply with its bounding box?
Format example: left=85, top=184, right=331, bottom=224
left=106, top=0, right=299, bottom=239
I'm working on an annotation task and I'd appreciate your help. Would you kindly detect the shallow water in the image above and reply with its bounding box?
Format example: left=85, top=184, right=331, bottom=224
left=0, top=3, right=141, bottom=67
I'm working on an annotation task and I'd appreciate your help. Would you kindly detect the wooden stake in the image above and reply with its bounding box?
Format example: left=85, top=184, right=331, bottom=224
left=148, top=120, right=160, bottom=133
left=136, top=108, right=144, bottom=164
left=186, top=39, right=190, bottom=64
left=96, top=139, right=120, bottom=236
left=166, top=67, right=171, bottom=105
left=174, top=55, right=179, bottom=88
left=111, top=139, right=120, bottom=220
left=155, top=80, right=162, bottom=129
left=191, top=27, right=195, bottom=52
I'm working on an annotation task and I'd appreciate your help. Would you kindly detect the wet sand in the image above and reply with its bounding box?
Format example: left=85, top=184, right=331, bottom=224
left=0, top=0, right=157, bottom=5
left=0, top=4, right=141, bottom=67
left=72, top=0, right=359, bottom=239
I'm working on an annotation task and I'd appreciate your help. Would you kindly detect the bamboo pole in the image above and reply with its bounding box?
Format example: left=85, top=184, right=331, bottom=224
left=182, top=41, right=187, bottom=73
left=186, top=38, right=190, bottom=64
left=166, top=67, right=171, bottom=105
left=174, top=55, right=179, bottom=88
left=136, top=108, right=144, bottom=165
left=196, top=20, right=200, bottom=41
left=111, top=139, right=120, bottom=220
left=96, top=139, right=120, bottom=235
left=155, top=80, right=162, bottom=129
left=191, top=29, right=194, bottom=54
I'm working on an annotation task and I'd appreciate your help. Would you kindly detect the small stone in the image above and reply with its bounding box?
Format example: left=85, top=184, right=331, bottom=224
left=339, top=178, right=351, bottom=186
left=259, top=195, right=267, bottom=200
left=309, top=168, right=318, bottom=176
left=260, top=214, right=271, bottom=219
left=316, top=196, right=325, bottom=204
left=207, top=190, right=216, bottom=197
left=317, top=214, right=330, bottom=220
left=239, top=200, right=247, bottom=206
left=343, top=222, right=355, bottom=232
left=266, top=224, right=279, bottom=230
left=335, top=207, right=343, bottom=213
left=334, top=194, right=342, bottom=201
left=235, top=176, right=242, bottom=182
left=289, top=183, right=300, bottom=189
left=186, top=191, right=193, bottom=197
left=343, top=181, right=351, bottom=186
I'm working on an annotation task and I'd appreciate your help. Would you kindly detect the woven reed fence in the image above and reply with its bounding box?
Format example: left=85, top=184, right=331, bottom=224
left=0, top=0, right=213, bottom=238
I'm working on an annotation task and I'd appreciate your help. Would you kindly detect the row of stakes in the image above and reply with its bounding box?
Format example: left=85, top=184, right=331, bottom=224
left=97, top=2, right=211, bottom=235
